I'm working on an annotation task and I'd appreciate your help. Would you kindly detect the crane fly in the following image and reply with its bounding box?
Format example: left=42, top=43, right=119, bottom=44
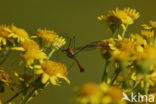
left=62, top=48, right=85, bottom=72
left=62, top=34, right=102, bottom=72
left=62, top=35, right=85, bottom=72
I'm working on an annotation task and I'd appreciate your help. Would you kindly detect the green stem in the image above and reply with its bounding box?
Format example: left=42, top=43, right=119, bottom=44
left=18, top=89, right=36, bottom=104
left=0, top=47, right=11, bottom=65
left=101, top=60, right=109, bottom=82
left=48, top=49, right=56, bottom=59
left=121, top=25, right=128, bottom=38
left=110, top=69, right=120, bottom=85
left=19, top=81, right=49, bottom=104
left=153, top=33, right=156, bottom=47
left=4, top=91, right=22, bottom=104
left=144, top=74, right=148, bottom=95
left=112, top=31, right=116, bottom=38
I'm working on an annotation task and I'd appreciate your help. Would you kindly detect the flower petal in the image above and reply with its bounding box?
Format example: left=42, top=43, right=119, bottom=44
left=57, top=74, right=70, bottom=84
left=41, top=73, right=49, bottom=84
left=50, top=76, right=60, bottom=86
left=35, top=69, right=43, bottom=75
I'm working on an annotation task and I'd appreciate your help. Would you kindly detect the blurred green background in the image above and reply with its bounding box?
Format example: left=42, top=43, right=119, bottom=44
left=0, top=0, right=156, bottom=104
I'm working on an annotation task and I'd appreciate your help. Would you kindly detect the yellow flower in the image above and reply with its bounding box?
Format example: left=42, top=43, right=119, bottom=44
left=117, top=38, right=136, bottom=54
left=112, top=37, right=144, bottom=61
left=141, top=30, right=154, bottom=39
left=76, top=82, right=101, bottom=104
left=98, top=13, right=122, bottom=31
left=21, top=40, right=39, bottom=51
left=8, top=25, right=29, bottom=43
left=112, top=51, right=131, bottom=61
left=124, top=8, right=140, bottom=20
left=0, top=70, right=11, bottom=86
left=79, top=83, right=100, bottom=97
left=135, top=46, right=156, bottom=73
left=0, top=25, right=29, bottom=49
left=105, top=87, right=123, bottom=102
left=100, top=83, right=126, bottom=104
left=98, top=12, right=119, bottom=25
left=0, top=25, right=11, bottom=48
left=35, top=60, right=70, bottom=85
left=132, top=72, right=156, bottom=88
left=97, top=15, right=105, bottom=21
left=98, top=38, right=116, bottom=54
left=146, top=72, right=156, bottom=86
left=137, top=46, right=156, bottom=62
left=142, top=20, right=156, bottom=30
left=22, top=49, right=47, bottom=66
left=149, top=21, right=156, bottom=29
left=98, top=8, right=138, bottom=32
left=112, top=8, right=133, bottom=25
left=37, top=29, right=58, bottom=43
left=75, top=82, right=126, bottom=104
left=37, top=29, right=66, bottom=48
left=12, top=40, right=40, bottom=51
left=130, top=34, right=147, bottom=47
left=12, top=40, right=47, bottom=67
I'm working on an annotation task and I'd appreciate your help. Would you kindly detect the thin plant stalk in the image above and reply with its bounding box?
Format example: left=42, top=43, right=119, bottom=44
left=110, top=69, right=120, bottom=85
left=144, top=74, right=148, bottom=95
left=0, top=47, right=11, bottom=65
left=153, top=33, right=156, bottom=47
left=121, top=25, right=128, bottom=38
left=4, top=91, right=22, bottom=104
left=101, top=59, right=109, bottom=82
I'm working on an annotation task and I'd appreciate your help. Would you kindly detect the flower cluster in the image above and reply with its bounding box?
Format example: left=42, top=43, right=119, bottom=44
left=98, top=8, right=139, bottom=33
left=75, top=82, right=126, bottom=104
left=0, top=25, right=29, bottom=50
left=0, top=26, right=69, bottom=104
left=37, top=29, right=66, bottom=49
left=74, top=8, right=156, bottom=104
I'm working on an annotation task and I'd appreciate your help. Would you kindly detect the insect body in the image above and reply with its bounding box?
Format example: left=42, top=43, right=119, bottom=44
left=62, top=48, right=85, bottom=72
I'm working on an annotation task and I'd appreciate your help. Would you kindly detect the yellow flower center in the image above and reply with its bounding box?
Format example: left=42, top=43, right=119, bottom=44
left=37, top=29, right=58, bottom=43
left=22, top=49, right=47, bottom=60
left=21, top=40, right=40, bottom=51
left=106, top=87, right=123, bottom=101
left=41, top=60, right=67, bottom=76
left=79, top=83, right=99, bottom=97
left=117, top=38, right=136, bottom=53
